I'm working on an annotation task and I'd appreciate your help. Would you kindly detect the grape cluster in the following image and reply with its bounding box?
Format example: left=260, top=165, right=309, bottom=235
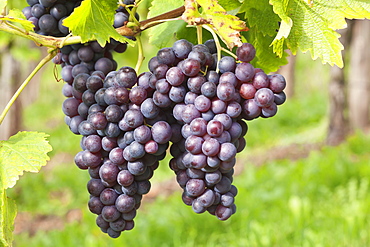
left=150, top=40, right=286, bottom=220
left=24, top=0, right=287, bottom=238
left=23, top=0, right=81, bottom=36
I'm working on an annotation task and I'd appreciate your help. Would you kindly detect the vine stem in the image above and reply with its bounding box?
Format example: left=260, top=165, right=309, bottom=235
left=0, top=20, right=82, bottom=47
left=0, top=49, right=57, bottom=125
left=202, top=24, right=222, bottom=73
left=135, top=34, right=144, bottom=73
left=197, top=26, right=203, bottom=44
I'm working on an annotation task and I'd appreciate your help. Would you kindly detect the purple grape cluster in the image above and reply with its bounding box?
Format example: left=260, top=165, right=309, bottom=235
left=141, top=39, right=286, bottom=221
left=24, top=0, right=287, bottom=236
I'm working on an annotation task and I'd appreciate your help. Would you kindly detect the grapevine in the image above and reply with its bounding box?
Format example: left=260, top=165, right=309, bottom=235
left=1, top=0, right=369, bottom=244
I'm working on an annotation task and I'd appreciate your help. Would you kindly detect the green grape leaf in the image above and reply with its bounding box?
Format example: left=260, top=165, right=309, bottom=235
left=0, top=9, right=34, bottom=32
left=269, top=0, right=370, bottom=68
left=0, top=190, right=16, bottom=247
left=182, top=0, right=248, bottom=49
left=147, top=0, right=185, bottom=48
left=0, top=131, right=52, bottom=190
left=239, top=0, right=281, bottom=37
left=62, top=0, right=134, bottom=47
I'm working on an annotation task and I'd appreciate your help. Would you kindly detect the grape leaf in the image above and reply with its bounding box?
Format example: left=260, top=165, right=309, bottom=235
left=0, top=131, right=52, bottom=190
left=182, top=0, right=248, bottom=49
left=218, top=0, right=242, bottom=13
left=0, top=9, right=34, bottom=32
left=147, top=0, right=185, bottom=48
left=0, top=190, right=16, bottom=247
left=269, top=0, right=370, bottom=68
left=62, top=0, right=134, bottom=47
left=239, top=0, right=281, bottom=37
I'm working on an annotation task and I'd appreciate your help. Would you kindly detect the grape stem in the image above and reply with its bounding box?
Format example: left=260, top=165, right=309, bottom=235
left=0, top=49, right=57, bottom=125
left=202, top=24, right=222, bottom=73
left=221, top=47, right=238, bottom=60
left=197, top=26, right=203, bottom=44
left=135, top=34, right=144, bottom=73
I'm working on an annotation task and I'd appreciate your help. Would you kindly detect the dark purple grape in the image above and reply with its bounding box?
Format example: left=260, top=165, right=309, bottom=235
left=157, top=47, right=176, bottom=65
left=122, top=109, right=144, bottom=129
left=38, top=14, right=57, bottom=33
left=62, top=97, right=80, bottom=117
left=166, top=67, right=185, bottom=86
left=217, top=82, right=236, bottom=102
left=269, top=74, right=286, bottom=93
left=133, top=125, right=151, bottom=144
left=197, top=189, right=215, bottom=207
left=187, top=75, right=206, bottom=94
left=252, top=72, right=269, bottom=89
left=182, top=104, right=201, bottom=124
left=100, top=188, right=119, bottom=206
left=214, top=176, right=232, bottom=194
left=151, top=121, right=172, bottom=144
left=261, top=102, right=278, bottom=118
left=73, top=73, right=90, bottom=93
left=109, top=218, right=126, bottom=232
left=236, top=43, right=256, bottom=62
left=50, top=3, right=67, bottom=20
left=114, top=12, right=129, bottom=28
left=202, top=138, right=220, bottom=157
left=185, top=179, right=205, bottom=197
left=194, top=95, right=211, bottom=112
left=201, top=81, right=217, bottom=98
left=169, top=85, right=186, bottom=103
left=185, top=135, right=204, bottom=154
left=88, top=196, right=104, bottom=215
left=136, top=180, right=151, bottom=195
left=172, top=39, right=193, bottom=59
left=211, top=98, right=227, bottom=114
left=254, top=88, right=274, bottom=107
left=116, top=66, right=137, bottom=88
left=215, top=205, right=233, bottom=221
left=218, top=56, right=236, bottom=73
left=240, top=83, right=256, bottom=99
left=180, top=58, right=201, bottom=77
left=31, top=4, right=45, bottom=18
left=242, top=99, right=261, bottom=120
left=235, top=63, right=255, bottom=82
left=84, top=135, right=102, bottom=153
left=140, top=98, right=159, bottom=119
left=129, top=86, right=147, bottom=105
left=101, top=205, right=121, bottom=222
left=95, top=58, right=114, bottom=75
left=207, top=120, right=224, bottom=137
left=192, top=199, right=206, bottom=214
left=99, top=161, right=120, bottom=184
left=274, top=91, right=286, bottom=105
left=115, top=195, right=136, bottom=213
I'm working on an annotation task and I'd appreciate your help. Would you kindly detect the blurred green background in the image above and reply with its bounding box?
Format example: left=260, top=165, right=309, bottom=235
left=2, top=2, right=370, bottom=247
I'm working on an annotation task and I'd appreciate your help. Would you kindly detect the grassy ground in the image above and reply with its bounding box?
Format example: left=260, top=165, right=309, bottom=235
left=7, top=50, right=370, bottom=246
